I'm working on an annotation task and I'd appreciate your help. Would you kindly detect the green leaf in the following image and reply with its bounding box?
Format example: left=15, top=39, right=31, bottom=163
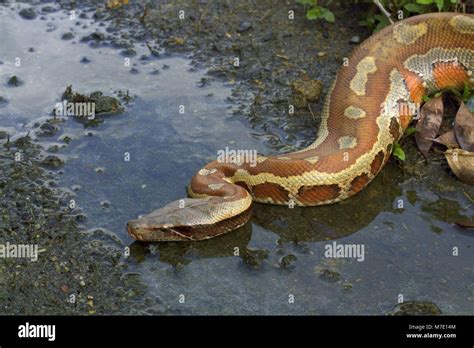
left=306, top=7, right=321, bottom=20
left=462, top=82, right=471, bottom=102
left=373, top=15, right=390, bottom=32
left=422, top=95, right=431, bottom=102
left=393, top=143, right=406, bottom=161
left=297, top=0, right=315, bottom=5
left=320, top=7, right=335, bottom=23
left=374, top=14, right=387, bottom=22
left=434, top=0, right=445, bottom=11
left=404, top=3, right=428, bottom=13
left=404, top=127, right=417, bottom=137
left=416, top=0, right=434, bottom=4
left=449, top=88, right=463, bottom=99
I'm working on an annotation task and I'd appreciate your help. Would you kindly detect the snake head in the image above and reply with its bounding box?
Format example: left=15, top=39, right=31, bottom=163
left=127, top=198, right=215, bottom=242
left=127, top=194, right=252, bottom=242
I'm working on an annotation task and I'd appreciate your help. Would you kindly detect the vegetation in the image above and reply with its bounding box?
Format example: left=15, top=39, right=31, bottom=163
left=298, top=0, right=467, bottom=32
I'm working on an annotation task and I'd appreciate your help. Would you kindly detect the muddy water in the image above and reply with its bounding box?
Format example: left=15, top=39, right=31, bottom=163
left=1, top=3, right=473, bottom=315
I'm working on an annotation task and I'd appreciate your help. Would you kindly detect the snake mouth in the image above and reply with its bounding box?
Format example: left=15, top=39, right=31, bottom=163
left=127, top=220, right=198, bottom=242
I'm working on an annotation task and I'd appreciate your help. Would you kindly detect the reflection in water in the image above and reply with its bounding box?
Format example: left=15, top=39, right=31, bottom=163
left=130, top=223, right=252, bottom=266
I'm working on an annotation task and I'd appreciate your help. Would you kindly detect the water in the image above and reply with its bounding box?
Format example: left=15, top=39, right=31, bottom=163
left=1, top=3, right=473, bottom=315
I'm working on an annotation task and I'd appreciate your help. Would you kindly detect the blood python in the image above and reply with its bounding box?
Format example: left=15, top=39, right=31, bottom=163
left=128, top=12, right=474, bottom=242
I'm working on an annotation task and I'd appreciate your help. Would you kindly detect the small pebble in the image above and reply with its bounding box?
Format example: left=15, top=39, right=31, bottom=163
left=19, top=8, right=37, bottom=20
left=7, top=76, right=23, bottom=87
left=237, top=21, right=252, bottom=33
left=349, top=35, right=360, bottom=44
left=61, top=32, right=74, bottom=40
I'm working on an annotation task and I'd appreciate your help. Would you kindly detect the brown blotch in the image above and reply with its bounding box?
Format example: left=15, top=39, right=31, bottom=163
left=235, top=181, right=252, bottom=194
left=389, top=117, right=401, bottom=140
left=349, top=173, right=370, bottom=193
left=297, top=184, right=341, bottom=204
left=370, top=150, right=385, bottom=175
left=397, top=100, right=413, bottom=130
left=252, top=182, right=290, bottom=203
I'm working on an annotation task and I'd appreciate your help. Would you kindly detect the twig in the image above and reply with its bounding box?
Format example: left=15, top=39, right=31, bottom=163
left=196, top=0, right=211, bottom=33
left=146, top=42, right=160, bottom=58
left=373, top=0, right=394, bottom=24
left=308, top=103, right=316, bottom=120
left=463, top=191, right=474, bottom=203
left=139, top=4, right=149, bottom=25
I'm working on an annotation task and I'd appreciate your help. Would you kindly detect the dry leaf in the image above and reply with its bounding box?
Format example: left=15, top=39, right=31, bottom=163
left=445, top=148, right=474, bottom=185
left=431, top=130, right=460, bottom=148
left=454, top=102, right=474, bottom=152
left=416, top=96, right=444, bottom=157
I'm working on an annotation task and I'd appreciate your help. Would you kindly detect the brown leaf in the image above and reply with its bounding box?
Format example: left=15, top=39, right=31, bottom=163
left=454, top=102, right=474, bottom=152
left=445, top=148, right=474, bottom=185
left=416, top=96, right=444, bottom=157
left=431, top=130, right=460, bottom=148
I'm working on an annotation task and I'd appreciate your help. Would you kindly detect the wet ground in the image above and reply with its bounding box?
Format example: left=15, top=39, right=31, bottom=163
left=0, top=1, right=473, bottom=315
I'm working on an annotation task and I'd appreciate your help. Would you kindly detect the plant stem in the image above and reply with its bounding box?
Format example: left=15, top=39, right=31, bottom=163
left=373, top=0, right=394, bottom=24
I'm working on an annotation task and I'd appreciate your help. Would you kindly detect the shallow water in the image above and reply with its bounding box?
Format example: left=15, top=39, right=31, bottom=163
left=1, top=3, right=473, bottom=315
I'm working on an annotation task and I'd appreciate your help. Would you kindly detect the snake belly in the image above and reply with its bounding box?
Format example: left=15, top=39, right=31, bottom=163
left=127, top=12, right=474, bottom=242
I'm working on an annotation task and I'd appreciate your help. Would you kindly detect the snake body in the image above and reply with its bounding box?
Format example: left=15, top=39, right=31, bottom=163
left=128, top=13, right=474, bottom=242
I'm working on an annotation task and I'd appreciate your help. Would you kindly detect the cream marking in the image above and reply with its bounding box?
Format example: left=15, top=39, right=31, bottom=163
left=304, top=156, right=319, bottom=164
left=382, top=69, right=412, bottom=121
left=198, top=168, right=211, bottom=176
left=256, top=156, right=267, bottom=164
left=393, top=22, right=427, bottom=45
left=350, top=57, right=377, bottom=96
left=337, top=136, right=358, bottom=150
left=294, top=76, right=338, bottom=153
left=449, top=15, right=474, bottom=35
left=198, top=168, right=217, bottom=176
left=344, top=106, right=366, bottom=119
left=208, top=183, right=225, bottom=190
